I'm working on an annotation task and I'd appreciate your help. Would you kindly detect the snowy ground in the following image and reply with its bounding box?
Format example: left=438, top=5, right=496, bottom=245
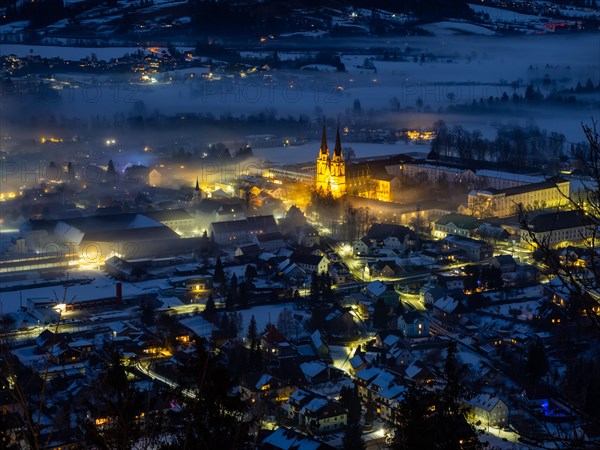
left=420, top=21, right=497, bottom=36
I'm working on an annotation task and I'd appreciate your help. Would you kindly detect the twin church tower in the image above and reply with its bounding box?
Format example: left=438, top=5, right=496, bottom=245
left=315, top=124, right=346, bottom=198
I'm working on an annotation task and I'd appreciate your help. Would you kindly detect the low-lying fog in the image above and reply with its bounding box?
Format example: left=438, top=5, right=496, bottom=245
left=2, top=32, right=599, bottom=147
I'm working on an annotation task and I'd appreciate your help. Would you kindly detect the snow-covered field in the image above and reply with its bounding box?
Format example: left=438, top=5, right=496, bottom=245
left=468, top=3, right=546, bottom=25
left=420, top=21, right=496, bottom=36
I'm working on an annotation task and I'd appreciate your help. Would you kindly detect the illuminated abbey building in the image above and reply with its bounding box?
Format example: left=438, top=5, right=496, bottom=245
left=315, top=125, right=402, bottom=202
left=316, top=125, right=346, bottom=197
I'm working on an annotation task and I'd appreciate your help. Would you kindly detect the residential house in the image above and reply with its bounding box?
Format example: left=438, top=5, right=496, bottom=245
left=254, top=232, right=285, bottom=252
left=397, top=311, right=429, bottom=338
left=436, top=274, right=465, bottom=291
left=365, top=280, right=399, bottom=307
left=310, top=330, right=329, bottom=359
left=300, top=226, right=321, bottom=247
left=389, top=342, right=416, bottom=367
left=323, top=308, right=357, bottom=338
left=433, top=213, right=481, bottom=239
left=346, top=292, right=370, bottom=319
left=442, top=235, right=493, bottom=262
left=348, top=352, right=369, bottom=375
left=467, top=394, right=509, bottom=429
left=353, top=237, right=372, bottom=256
left=235, top=243, right=262, bottom=259
left=148, top=168, right=162, bottom=186
left=260, top=427, right=336, bottom=450
left=286, top=389, right=347, bottom=434
left=420, top=283, right=448, bottom=307
left=490, top=255, right=517, bottom=273
left=432, top=295, right=462, bottom=323
left=240, top=372, right=293, bottom=405
left=290, top=252, right=329, bottom=275
left=210, top=215, right=279, bottom=245
left=261, top=325, right=289, bottom=357
left=329, top=263, right=353, bottom=284
left=366, top=223, right=418, bottom=253
left=404, top=361, right=435, bottom=383
left=299, top=361, right=342, bottom=385
left=365, top=260, right=402, bottom=278
left=354, top=366, right=406, bottom=423
left=281, top=263, right=308, bottom=285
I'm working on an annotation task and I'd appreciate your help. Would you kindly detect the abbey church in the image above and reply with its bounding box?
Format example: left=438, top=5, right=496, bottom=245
left=315, top=125, right=402, bottom=202
left=316, top=125, right=346, bottom=198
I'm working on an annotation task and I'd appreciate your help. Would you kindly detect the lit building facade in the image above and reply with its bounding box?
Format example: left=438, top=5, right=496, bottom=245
left=314, top=125, right=401, bottom=201
left=315, top=125, right=346, bottom=197
left=467, top=178, right=570, bottom=218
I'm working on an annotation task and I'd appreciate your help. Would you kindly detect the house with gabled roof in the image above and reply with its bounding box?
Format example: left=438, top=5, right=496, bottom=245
left=467, top=394, right=509, bottom=429
left=281, top=263, right=307, bottom=285
left=397, top=311, right=429, bottom=338
left=380, top=332, right=402, bottom=350
left=310, top=330, right=329, bottom=359
left=210, top=215, right=278, bottom=245
left=420, top=283, right=448, bottom=307
left=433, top=213, right=481, bottom=239
left=366, top=223, right=418, bottom=252
left=353, top=366, right=406, bottom=423
left=234, top=243, right=262, bottom=259
left=260, top=426, right=336, bottom=450
left=290, top=252, right=329, bottom=274
left=388, top=341, right=416, bottom=367
left=285, top=389, right=348, bottom=434
left=299, top=361, right=343, bottom=385
left=490, top=255, right=517, bottom=273
left=353, top=236, right=373, bottom=256
left=365, top=260, right=403, bottom=278
left=433, top=295, right=462, bottom=323
left=365, top=280, right=399, bottom=306
left=329, top=262, right=353, bottom=285
left=348, top=352, right=369, bottom=375
left=404, top=361, right=435, bottom=383
left=240, top=372, right=294, bottom=405
left=254, top=232, right=285, bottom=252
left=261, top=324, right=288, bottom=356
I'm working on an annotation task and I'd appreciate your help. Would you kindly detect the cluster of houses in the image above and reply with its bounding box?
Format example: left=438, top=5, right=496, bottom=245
left=3, top=147, right=600, bottom=449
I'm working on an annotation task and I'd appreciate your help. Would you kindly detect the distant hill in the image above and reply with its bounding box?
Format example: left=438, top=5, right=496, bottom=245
left=0, top=0, right=474, bottom=42
left=0, top=0, right=596, bottom=44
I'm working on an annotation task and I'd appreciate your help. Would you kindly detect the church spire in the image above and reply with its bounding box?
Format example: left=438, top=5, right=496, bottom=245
left=193, top=177, right=201, bottom=205
left=319, top=122, right=329, bottom=155
left=333, top=122, right=342, bottom=159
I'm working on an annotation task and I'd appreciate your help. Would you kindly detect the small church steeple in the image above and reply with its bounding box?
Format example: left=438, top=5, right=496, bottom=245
left=193, top=177, right=201, bottom=204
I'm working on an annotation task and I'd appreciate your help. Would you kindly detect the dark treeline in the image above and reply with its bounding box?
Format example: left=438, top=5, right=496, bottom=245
left=1, top=99, right=312, bottom=136
left=445, top=81, right=600, bottom=117
left=430, top=120, right=568, bottom=169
